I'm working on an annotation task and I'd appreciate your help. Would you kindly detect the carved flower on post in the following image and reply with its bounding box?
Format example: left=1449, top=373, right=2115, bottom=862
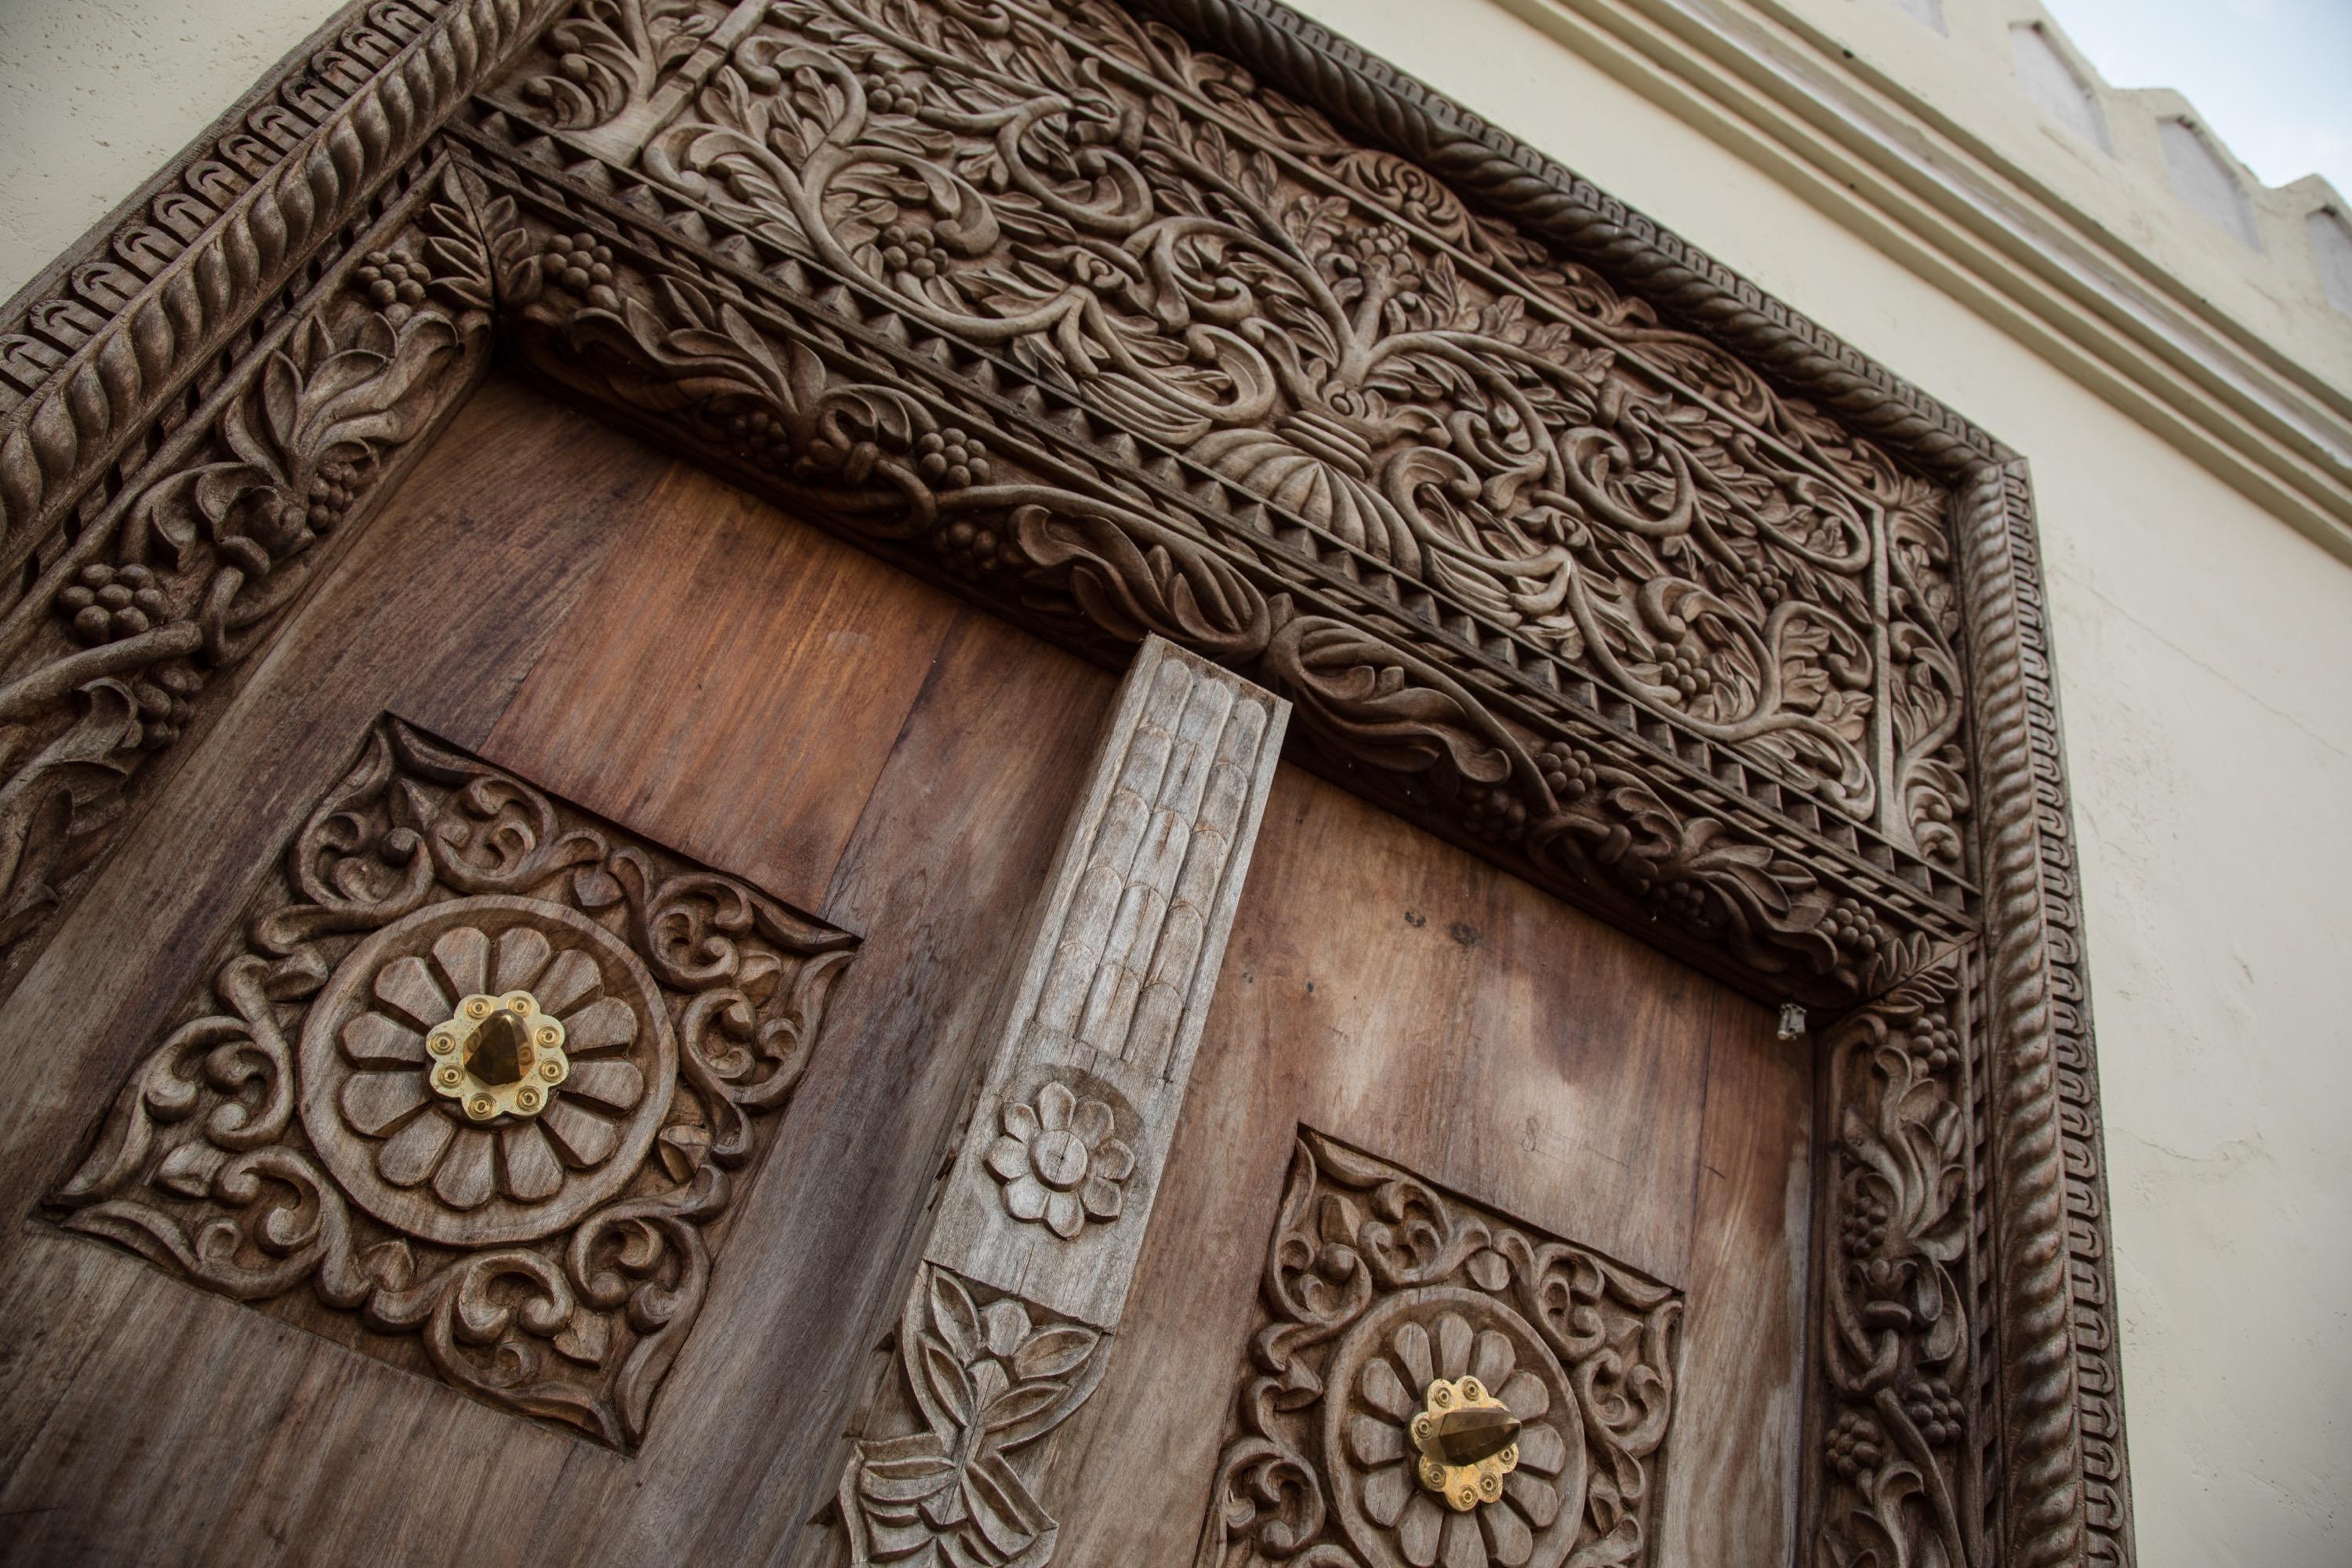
left=985, top=1080, right=1134, bottom=1239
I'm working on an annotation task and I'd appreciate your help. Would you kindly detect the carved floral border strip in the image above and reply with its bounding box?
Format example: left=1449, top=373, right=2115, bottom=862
left=0, top=0, right=2132, bottom=1562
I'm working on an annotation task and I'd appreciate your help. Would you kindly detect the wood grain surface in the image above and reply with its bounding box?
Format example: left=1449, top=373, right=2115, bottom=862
left=0, top=377, right=1812, bottom=1566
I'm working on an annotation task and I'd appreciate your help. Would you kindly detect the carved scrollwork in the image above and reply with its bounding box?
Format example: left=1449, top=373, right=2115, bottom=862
left=49, top=715, right=858, bottom=1447
left=451, top=158, right=1947, bottom=1001
left=1197, top=1131, right=1680, bottom=1568
left=481, top=0, right=1973, bottom=875
left=0, top=162, right=501, bottom=1000
left=1813, top=956, right=1979, bottom=1567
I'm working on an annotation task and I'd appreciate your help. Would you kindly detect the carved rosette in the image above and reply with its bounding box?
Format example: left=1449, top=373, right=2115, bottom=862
left=1330, top=1298, right=1582, bottom=1565
left=49, top=716, right=857, bottom=1448
left=300, top=898, right=677, bottom=1246
left=985, top=1078, right=1138, bottom=1240
left=1198, top=1133, right=1681, bottom=1568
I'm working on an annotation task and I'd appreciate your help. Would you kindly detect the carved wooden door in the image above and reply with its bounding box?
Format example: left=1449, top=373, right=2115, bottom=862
left=0, top=377, right=1810, bottom=1566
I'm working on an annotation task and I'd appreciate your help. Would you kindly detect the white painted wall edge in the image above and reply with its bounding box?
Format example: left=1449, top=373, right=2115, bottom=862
left=1490, top=0, right=2352, bottom=567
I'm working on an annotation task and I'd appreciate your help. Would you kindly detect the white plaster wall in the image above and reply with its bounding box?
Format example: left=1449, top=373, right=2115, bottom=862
left=2, top=0, right=2348, bottom=1562
left=0, top=0, right=354, bottom=300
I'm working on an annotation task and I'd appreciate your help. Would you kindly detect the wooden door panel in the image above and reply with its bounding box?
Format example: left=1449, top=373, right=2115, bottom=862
left=0, top=378, right=1120, bottom=1566
left=1050, top=766, right=1812, bottom=1565
left=2, top=375, right=1807, bottom=1566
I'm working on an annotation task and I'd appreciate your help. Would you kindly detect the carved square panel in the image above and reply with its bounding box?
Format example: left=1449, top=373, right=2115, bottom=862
left=1198, top=1131, right=1682, bottom=1568
left=49, top=716, right=858, bottom=1450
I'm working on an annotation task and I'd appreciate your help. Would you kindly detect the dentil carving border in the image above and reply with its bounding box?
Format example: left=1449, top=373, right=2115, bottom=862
left=0, top=0, right=2131, bottom=1562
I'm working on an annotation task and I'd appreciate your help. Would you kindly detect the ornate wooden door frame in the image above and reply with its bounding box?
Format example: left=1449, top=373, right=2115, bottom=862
left=0, top=0, right=2132, bottom=1562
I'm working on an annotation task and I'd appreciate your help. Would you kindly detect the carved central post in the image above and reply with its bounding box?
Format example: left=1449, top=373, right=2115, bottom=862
left=832, top=635, right=1288, bottom=1566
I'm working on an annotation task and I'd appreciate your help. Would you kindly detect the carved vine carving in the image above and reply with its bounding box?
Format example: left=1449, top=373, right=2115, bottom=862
left=426, top=146, right=1957, bottom=1005
left=486, top=0, right=1971, bottom=875
left=0, top=162, right=502, bottom=1003
left=48, top=716, right=858, bottom=1447
left=1198, top=1131, right=1680, bottom=1568
left=0, top=0, right=2132, bottom=1558
left=1813, top=954, right=1980, bottom=1567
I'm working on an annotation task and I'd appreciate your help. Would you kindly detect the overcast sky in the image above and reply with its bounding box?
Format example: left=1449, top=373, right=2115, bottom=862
left=2044, top=0, right=2352, bottom=198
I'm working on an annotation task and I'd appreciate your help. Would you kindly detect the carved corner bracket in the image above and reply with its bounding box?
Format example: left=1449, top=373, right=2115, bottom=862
left=47, top=714, right=858, bottom=1449
left=0, top=0, right=2132, bottom=1560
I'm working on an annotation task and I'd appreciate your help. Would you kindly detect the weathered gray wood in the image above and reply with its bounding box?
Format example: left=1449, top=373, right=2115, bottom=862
left=923, top=640, right=1288, bottom=1330
left=829, top=637, right=1288, bottom=1566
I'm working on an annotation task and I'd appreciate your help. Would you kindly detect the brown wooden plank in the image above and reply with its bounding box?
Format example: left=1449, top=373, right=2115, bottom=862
left=509, top=608, right=1116, bottom=1566
left=1655, top=1000, right=1815, bottom=1563
left=0, top=379, right=669, bottom=1566
left=1046, top=762, right=1798, bottom=1562
left=485, top=464, right=963, bottom=916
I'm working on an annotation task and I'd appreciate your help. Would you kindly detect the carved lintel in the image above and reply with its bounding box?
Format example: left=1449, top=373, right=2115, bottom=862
left=830, top=635, right=1287, bottom=1560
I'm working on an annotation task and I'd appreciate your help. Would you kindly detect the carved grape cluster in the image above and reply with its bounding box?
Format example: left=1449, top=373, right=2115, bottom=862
left=1536, top=740, right=1599, bottom=804
left=722, top=408, right=794, bottom=472
left=1824, top=1411, right=1884, bottom=1479
left=1716, top=550, right=1789, bottom=608
left=1909, top=1019, right=1959, bottom=1074
left=1903, top=1377, right=1965, bottom=1447
left=1826, top=897, right=1887, bottom=960
left=1841, top=1190, right=1890, bottom=1258
left=57, top=564, right=167, bottom=645
left=858, top=68, right=918, bottom=115
left=936, top=520, right=1011, bottom=578
left=1646, top=878, right=1709, bottom=924
left=1328, top=223, right=1413, bottom=280
left=1457, top=782, right=1526, bottom=844
left=132, top=666, right=203, bottom=751
left=1650, top=638, right=1715, bottom=702
left=877, top=223, right=943, bottom=281
left=913, top=428, right=990, bottom=489
left=542, top=231, right=619, bottom=310
left=354, top=249, right=429, bottom=323
left=306, top=459, right=363, bottom=534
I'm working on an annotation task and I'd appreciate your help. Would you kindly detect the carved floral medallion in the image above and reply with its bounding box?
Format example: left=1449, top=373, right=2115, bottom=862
left=1197, top=1132, right=1680, bottom=1568
left=985, top=1076, right=1137, bottom=1240
left=49, top=716, right=858, bottom=1447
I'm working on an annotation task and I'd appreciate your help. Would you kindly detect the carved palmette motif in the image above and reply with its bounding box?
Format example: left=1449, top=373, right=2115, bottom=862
left=837, top=1264, right=1111, bottom=1566
left=1199, top=1132, right=1681, bottom=1568
left=1813, top=956, right=1980, bottom=1566
left=49, top=716, right=857, bottom=1447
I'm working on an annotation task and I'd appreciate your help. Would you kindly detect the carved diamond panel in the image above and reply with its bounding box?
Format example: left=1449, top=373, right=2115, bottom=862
left=49, top=715, right=858, bottom=1449
left=1198, top=1131, right=1682, bottom=1568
